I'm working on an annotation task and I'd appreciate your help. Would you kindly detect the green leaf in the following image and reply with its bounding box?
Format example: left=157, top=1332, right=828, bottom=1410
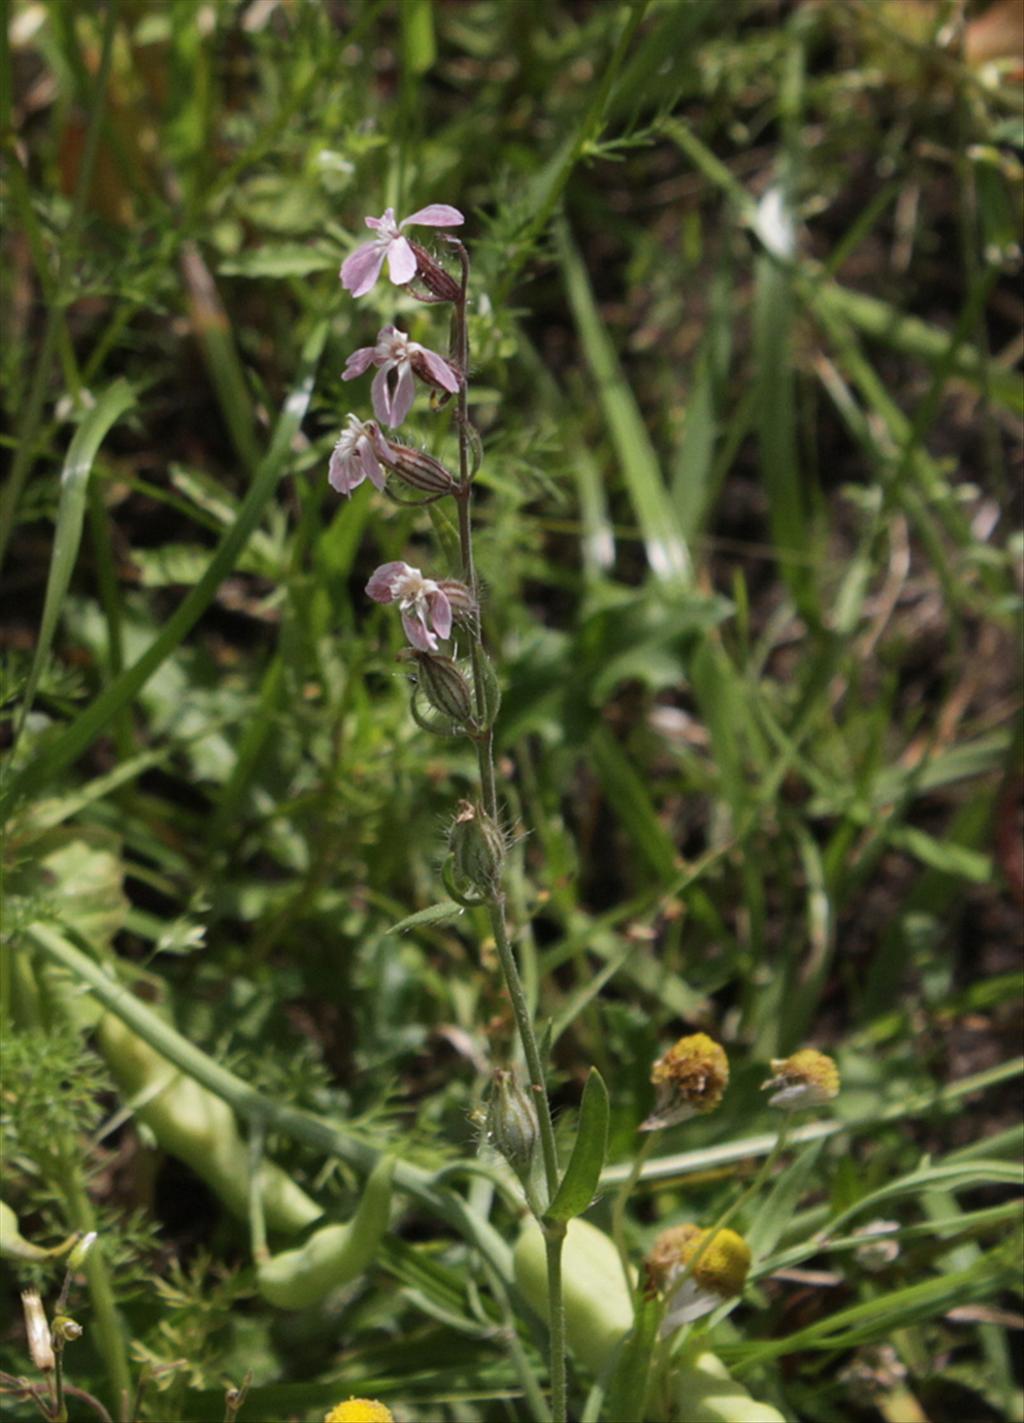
left=388, top=901, right=464, bottom=934
left=15, top=380, right=135, bottom=740
left=746, top=1140, right=824, bottom=1261
left=219, top=244, right=339, bottom=279
left=603, top=1291, right=660, bottom=1422
left=546, top=1068, right=610, bottom=1222
left=558, top=218, right=691, bottom=586
left=2, top=322, right=328, bottom=818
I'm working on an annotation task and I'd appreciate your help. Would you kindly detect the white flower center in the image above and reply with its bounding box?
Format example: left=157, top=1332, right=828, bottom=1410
left=375, top=329, right=416, bottom=365
left=375, top=209, right=402, bottom=243
left=336, top=414, right=369, bottom=456
left=391, top=566, right=439, bottom=617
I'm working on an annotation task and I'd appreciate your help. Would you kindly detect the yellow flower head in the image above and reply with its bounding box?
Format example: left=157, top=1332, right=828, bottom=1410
left=324, top=1401, right=394, bottom=1423
left=642, top=1033, right=729, bottom=1130
left=762, top=1048, right=840, bottom=1111
left=646, top=1225, right=750, bottom=1299
left=648, top=1225, right=752, bottom=1334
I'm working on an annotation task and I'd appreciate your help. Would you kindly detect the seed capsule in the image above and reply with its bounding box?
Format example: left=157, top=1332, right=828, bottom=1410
left=484, top=1068, right=540, bottom=1185
left=412, top=652, right=474, bottom=725
left=449, top=800, right=505, bottom=897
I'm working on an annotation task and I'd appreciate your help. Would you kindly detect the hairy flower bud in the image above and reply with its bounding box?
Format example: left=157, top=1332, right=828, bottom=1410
left=408, top=239, right=463, bottom=303
left=484, top=1068, right=540, bottom=1185
left=436, top=578, right=476, bottom=623
left=761, top=1048, right=840, bottom=1111
left=449, top=800, right=505, bottom=897
left=376, top=437, right=456, bottom=495
left=642, top=1033, right=729, bottom=1131
left=411, top=652, right=474, bottom=725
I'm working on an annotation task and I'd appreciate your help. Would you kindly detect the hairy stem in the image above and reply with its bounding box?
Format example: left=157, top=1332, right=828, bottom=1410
left=450, top=244, right=566, bottom=1422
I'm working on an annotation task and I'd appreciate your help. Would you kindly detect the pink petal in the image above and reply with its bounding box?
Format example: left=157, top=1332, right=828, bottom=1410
left=402, top=204, right=464, bottom=228
left=340, top=243, right=386, bottom=296
left=328, top=448, right=362, bottom=496
left=370, top=365, right=392, bottom=425
left=418, top=347, right=460, bottom=392
left=358, top=435, right=387, bottom=491
left=401, top=608, right=438, bottom=652
left=386, top=236, right=417, bottom=286
left=364, top=208, right=395, bottom=231
left=427, top=587, right=452, bottom=640
left=342, top=346, right=376, bottom=379
left=388, top=363, right=416, bottom=427
left=366, top=561, right=410, bottom=603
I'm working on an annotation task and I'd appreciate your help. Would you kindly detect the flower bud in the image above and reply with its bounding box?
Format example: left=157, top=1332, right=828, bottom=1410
left=449, top=800, right=505, bottom=897
left=377, top=437, right=456, bottom=495
left=21, top=1289, right=55, bottom=1372
left=411, top=652, right=474, bottom=725
left=436, top=579, right=476, bottom=623
left=52, top=1314, right=83, bottom=1342
left=68, top=1230, right=97, bottom=1270
left=484, top=1068, right=540, bottom=1185
left=761, top=1048, right=839, bottom=1111
left=408, top=239, right=462, bottom=303
left=642, top=1033, right=729, bottom=1131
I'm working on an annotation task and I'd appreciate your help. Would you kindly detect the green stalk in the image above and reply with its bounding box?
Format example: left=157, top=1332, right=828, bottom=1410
left=28, top=922, right=513, bottom=1284
left=449, top=244, right=566, bottom=1423
left=0, top=0, right=120, bottom=572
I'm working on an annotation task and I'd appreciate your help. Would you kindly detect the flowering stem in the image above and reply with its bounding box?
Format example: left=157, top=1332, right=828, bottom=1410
left=611, top=1132, right=656, bottom=1293
left=449, top=245, right=566, bottom=1423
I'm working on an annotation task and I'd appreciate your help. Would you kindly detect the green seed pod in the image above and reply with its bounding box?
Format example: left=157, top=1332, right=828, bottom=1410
left=484, top=1069, right=539, bottom=1185
left=257, top=1156, right=394, bottom=1309
left=449, top=801, right=504, bottom=898
left=413, top=652, right=474, bottom=725
left=514, top=1217, right=634, bottom=1376
left=96, top=1012, right=321, bottom=1236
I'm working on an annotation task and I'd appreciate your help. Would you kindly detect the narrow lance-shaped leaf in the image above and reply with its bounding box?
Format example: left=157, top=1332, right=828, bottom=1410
left=546, top=1067, right=610, bottom=1222
left=15, top=379, right=135, bottom=741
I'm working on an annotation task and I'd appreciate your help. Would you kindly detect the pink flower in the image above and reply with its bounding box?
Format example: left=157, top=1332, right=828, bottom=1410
left=342, top=325, right=461, bottom=428
left=365, top=561, right=453, bottom=652
left=340, top=204, right=464, bottom=298
left=328, top=415, right=388, bottom=496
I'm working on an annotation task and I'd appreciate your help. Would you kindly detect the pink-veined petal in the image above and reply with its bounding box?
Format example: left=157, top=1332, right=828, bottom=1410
left=366, top=561, right=411, bottom=604
left=358, top=435, right=387, bottom=491
left=328, top=447, right=362, bottom=497
left=418, top=347, right=461, bottom=392
left=340, top=242, right=386, bottom=296
left=370, top=365, right=392, bottom=425
left=401, top=608, right=438, bottom=652
left=402, top=204, right=464, bottom=228
left=388, top=363, right=416, bottom=427
left=342, top=346, right=376, bottom=380
left=386, top=236, right=417, bottom=286
left=427, top=587, right=452, bottom=640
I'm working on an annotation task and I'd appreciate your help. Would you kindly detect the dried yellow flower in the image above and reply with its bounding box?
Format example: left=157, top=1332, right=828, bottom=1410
left=762, top=1048, right=839, bottom=1111
left=642, top=1033, right=729, bottom=1130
